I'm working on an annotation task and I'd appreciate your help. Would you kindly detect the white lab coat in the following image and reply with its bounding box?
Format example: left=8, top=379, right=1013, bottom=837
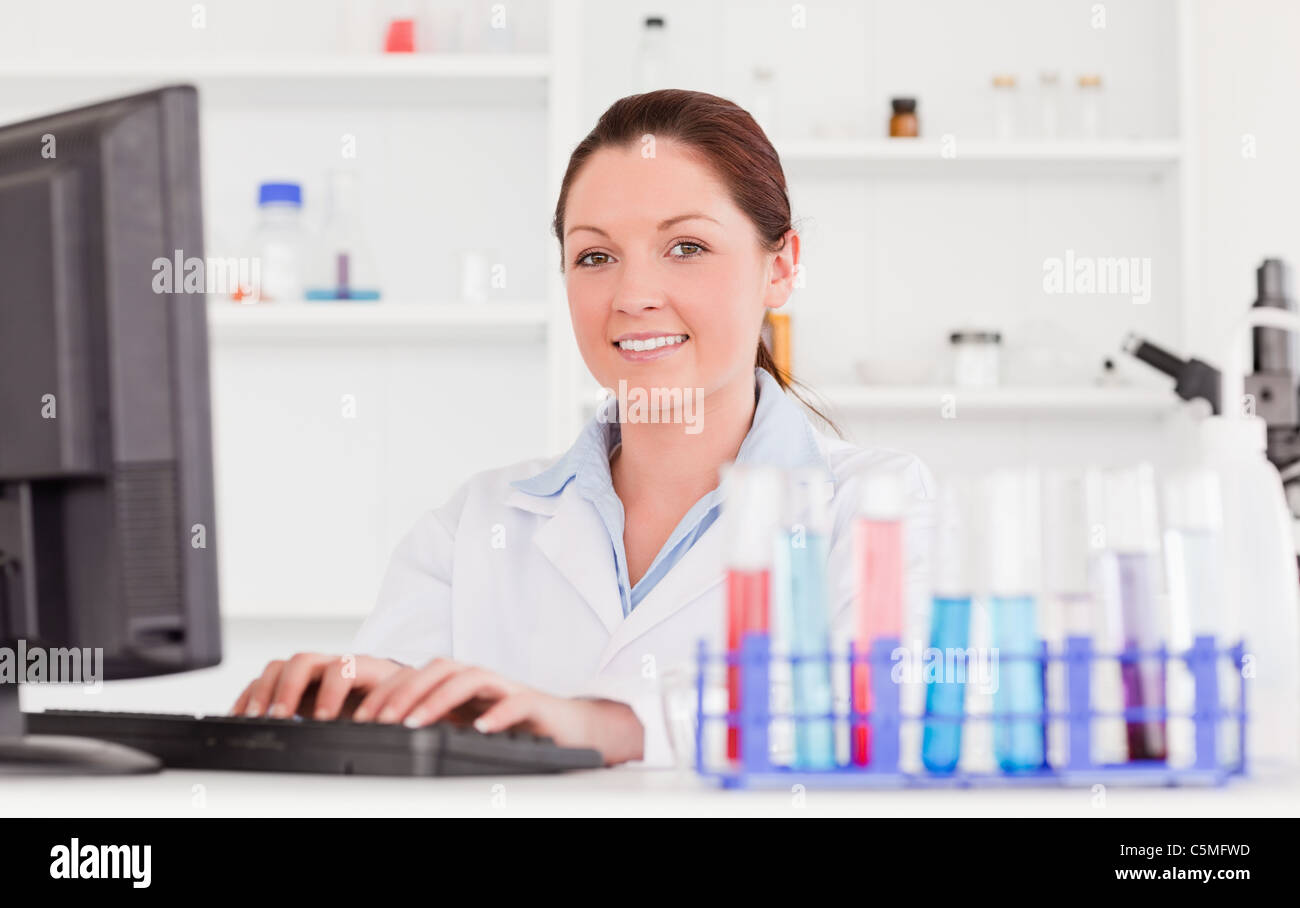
left=351, top=425, right=935, bottom=767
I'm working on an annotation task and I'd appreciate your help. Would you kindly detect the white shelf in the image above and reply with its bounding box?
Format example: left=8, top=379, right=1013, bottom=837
left=0, top=55, right=551, bottom=106
left=812, top=384, right=1177, bottom=418
left=776, top=139, right=1183, bottom=176
left=206, top=300, right=549, bottom=343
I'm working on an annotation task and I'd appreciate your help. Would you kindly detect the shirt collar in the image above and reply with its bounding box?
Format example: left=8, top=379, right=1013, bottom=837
left=509, top=367, right=835, bottom=499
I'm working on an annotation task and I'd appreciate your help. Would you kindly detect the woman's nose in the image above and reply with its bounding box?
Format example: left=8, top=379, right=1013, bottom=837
left=610, top=260, right=665, bottom=314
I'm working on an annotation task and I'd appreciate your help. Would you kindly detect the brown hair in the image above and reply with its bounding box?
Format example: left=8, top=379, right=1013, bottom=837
left=551, top=88, right=842, bottom=437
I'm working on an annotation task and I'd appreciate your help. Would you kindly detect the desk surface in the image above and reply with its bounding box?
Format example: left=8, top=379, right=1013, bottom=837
left=8, top=619, right=1299, bottom=818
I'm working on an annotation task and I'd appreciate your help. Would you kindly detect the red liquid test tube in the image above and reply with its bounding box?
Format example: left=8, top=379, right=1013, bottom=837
left=720, top=464, right=783, bottom=763
left=852, top=473, right=905, bottom=766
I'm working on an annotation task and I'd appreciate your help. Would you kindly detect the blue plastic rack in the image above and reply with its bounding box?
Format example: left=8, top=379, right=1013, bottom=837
left=693, top=634, right=1247, bottom=789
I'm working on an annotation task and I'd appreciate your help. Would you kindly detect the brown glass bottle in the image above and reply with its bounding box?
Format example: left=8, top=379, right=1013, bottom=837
left=889, top=97, right=918, bottom=137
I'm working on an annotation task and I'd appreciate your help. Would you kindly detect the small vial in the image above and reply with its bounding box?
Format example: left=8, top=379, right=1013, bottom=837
left=638, top=16, right=667, bottom=92
left=1077, top=73, right=1103, bottom=140
left=991, top=73, right=1018, bottom=141
left=1039, top=71, right=1062, bottom=139
left=889, top=97, right=918, bottom=138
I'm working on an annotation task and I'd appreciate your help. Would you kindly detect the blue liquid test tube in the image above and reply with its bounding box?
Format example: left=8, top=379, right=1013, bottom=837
left=781, top=468, right=836, bottom=770
left=986, top=469, right=1045, bottom=773
left=923, top=597, right=972, bottom=772
left=922, top=480, right=973, bottom=773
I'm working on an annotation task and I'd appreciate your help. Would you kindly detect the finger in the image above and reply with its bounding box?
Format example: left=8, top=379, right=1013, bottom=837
left=266, top=653, right=336, bottom=718
left=403, top=669, right=515, bottom=728
left=351, top=664, right=420, bottom=722
left=239, top=660, right=285, bottom=717
left=313, top=655, right=370, bottom=720
left=373, top=660, right=471, bottom=723
left=471, top=692, right=538, bottom=734
left=354, top=658, right=459, bottom=722
left=230, top=682, right=255, bottom=716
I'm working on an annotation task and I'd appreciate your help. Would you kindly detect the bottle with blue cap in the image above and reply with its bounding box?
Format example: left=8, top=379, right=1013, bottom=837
left=245, top=181, right=306, bottom=303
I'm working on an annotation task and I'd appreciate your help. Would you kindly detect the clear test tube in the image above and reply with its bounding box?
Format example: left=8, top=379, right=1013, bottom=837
left=1041, top=470, right=1094, bottom=769
left=1089, top=464, right=1168, bottom=762
left=922, top=477, right=975, bottom=773
left=777, top=467, right=836, bottom=770
left=985, top=467, right=1046, bottom=772
left=719, top=463, right=784, bottom=764
left=1162, top=467, right=1237, bottom=769
left=1084, top=467, right=1128, bottom=765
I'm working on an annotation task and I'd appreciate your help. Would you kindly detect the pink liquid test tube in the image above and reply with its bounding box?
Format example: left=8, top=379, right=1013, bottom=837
left=852, top=472, right=906, bottom=766
left=720, top=464, right=784, bottom=763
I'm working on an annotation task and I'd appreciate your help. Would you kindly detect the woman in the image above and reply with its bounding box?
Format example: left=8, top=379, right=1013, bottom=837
left=231, top=89, right=934, bottom=767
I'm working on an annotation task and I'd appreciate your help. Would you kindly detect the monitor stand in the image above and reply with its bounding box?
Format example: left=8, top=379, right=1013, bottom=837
left=0, top=682, right=160, bottom=774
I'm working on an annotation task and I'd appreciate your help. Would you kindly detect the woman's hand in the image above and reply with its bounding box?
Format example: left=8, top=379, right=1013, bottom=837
left=230, top=653, right=407, bottom=720
left=352, top=658, right=645, bottom=766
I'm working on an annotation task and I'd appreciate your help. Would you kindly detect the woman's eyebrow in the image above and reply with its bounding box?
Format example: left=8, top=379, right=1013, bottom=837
left=565, top=212, right=721, bottom=239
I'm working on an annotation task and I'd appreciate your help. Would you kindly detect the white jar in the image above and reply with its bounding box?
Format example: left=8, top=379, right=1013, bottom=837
left=950, top=330, right=1002, bottom=387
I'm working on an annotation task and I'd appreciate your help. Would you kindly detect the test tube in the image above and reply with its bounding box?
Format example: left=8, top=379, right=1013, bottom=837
left=777, top=468, right=836, bottom=770
left=720, top=463, right=783, bottom=764
left=986, top=468, right=1046, bottom=772
left=1040, top=470, right=1094, bottom=769
left=1090, top=464, right=1168, bottom=762
left=851, top=470, right=906, bottom=766
left=1162, top=467, right=1237, bottom=769
left=922, top=478, right=974, bottom=773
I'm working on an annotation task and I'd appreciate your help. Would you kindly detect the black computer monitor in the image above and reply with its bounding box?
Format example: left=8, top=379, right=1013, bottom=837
left=0, top=86, right=221, bottom=772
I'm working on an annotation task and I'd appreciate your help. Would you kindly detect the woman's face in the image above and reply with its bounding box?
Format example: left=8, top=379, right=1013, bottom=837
left=562, top=138, right=798, bottom=405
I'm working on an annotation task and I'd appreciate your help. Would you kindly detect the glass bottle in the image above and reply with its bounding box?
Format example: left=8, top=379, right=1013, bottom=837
left=1077, top=73, right=1103, bottom=140
left=638, top=16, right=667, bottom=92
left=243, top=181, right=306, bottom=304
left=1039, top=71, right=1062, bottom=139
left=305, top=170, right=382, bottom=301
left=889, top=97, right=918, bottom=138
left=991, top=73, right=1018, bottom=141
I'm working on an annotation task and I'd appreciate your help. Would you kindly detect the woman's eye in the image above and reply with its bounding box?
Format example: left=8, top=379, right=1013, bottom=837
left=576, top=251, right=612, bottom=267
left=670, top=241, right=705, bottom=260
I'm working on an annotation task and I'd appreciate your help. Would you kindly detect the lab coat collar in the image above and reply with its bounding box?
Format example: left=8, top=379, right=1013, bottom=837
left=504, top=367, right=837, bottom=647
left=508, top=367, right=835, bottom=501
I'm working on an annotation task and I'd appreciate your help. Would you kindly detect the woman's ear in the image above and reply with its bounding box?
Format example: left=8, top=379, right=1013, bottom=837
left=764, top=229, right=800, bottom=309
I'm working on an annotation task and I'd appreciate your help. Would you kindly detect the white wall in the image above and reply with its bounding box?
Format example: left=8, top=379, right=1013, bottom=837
left=1188, top=0, right=1300, bottom=362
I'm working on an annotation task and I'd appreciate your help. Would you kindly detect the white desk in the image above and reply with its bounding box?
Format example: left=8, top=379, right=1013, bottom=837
left=7, top=619, right=1298, bottom=818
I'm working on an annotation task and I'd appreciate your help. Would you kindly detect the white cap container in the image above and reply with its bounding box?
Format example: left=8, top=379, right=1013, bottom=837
left=719, top=462, right=785, bottom=570
left=932, top=477, right=973, bottom=598
left=985, top=467, right=1042, bottom=596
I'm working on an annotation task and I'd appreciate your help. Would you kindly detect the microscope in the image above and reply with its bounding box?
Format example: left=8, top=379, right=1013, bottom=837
left=1124, top=259, right=1300, bottom=518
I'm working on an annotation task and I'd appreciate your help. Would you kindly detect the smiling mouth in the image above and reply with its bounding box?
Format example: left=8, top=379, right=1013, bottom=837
left=612, top=334, right=690, bottom=352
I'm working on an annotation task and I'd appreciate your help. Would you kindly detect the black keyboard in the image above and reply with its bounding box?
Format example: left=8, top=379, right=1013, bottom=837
left=23, top=709, right=604, bottom=776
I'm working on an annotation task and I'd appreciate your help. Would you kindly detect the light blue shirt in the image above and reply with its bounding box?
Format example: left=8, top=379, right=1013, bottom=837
left=509, top=367, right=836, bottom=617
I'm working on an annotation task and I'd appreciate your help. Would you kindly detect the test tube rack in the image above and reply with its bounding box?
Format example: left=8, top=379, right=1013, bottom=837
left=693, top=634, right=1247, bottom=789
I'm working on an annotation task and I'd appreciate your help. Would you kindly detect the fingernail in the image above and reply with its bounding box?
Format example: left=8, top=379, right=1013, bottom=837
left=403, top=713, right=423, bottom=728
left=245, top=702, right=261, bottom=717
left=378, top=708, right=396, bottom=723
left=474, top=718, right=491, bottom=733
left=267, top=703, right=284, bottom=718
left=315, top=708, right=328, bottom=720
